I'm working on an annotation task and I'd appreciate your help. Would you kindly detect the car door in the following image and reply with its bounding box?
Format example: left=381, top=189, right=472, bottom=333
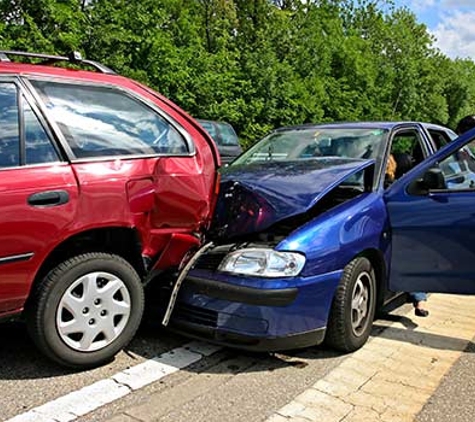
left=0, top=78, right=78, bottom=314
left=384, top=127, right=475, bottom=294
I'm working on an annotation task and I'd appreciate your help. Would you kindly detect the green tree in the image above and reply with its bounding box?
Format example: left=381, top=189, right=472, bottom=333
left=0, top=0, right=87, bottom=52
left=1, top=0, right=475, bottom=146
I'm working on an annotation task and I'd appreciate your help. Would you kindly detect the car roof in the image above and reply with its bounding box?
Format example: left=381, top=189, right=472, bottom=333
left=0, top=61, right=129, bottom=84
left=274, top=121, right=453, bottom=132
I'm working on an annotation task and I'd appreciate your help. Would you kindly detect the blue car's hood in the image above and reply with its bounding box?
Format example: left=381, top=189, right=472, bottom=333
left=212, top=158, right=374, bottom=239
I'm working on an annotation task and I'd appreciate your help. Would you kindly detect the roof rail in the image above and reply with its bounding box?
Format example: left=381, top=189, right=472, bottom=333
left=0, top=50, right=116, bottom=74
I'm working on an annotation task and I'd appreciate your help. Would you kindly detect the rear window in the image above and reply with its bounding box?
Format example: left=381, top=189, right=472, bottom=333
left=31, top=80, right=189, bottom=158
left=428, top=129, right=456, bottom=150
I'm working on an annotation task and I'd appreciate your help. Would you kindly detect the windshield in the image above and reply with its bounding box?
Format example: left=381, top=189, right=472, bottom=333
left=199, top=121, right=218, bottom=140
left=232, top=127, right=388, bottom=166
left=199, top=120, right=240, bottom=147
left=216, top=122, right=239, bottom=146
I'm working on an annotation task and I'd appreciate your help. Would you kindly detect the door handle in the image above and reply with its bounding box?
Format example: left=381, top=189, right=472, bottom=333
left=28, top=190, right=70, bottom=207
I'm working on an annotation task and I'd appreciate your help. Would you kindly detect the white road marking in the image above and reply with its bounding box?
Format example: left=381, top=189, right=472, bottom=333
left=6, top=341, right=221, bottom=422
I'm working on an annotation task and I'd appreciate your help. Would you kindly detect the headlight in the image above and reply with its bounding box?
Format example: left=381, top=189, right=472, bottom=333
left=218, top=248, right=306, bottom=278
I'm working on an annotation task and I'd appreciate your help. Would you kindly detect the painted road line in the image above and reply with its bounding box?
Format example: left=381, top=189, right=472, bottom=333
left=265, top=294, right=475, bottom=422
left=6, top=341, right=221, bottom=422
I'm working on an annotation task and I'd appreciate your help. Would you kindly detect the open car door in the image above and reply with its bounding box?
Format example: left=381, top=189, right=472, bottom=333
left=385, top=127, right=475, bottom=294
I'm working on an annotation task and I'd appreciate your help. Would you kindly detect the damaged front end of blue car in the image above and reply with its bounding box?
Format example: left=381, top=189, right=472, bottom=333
left=158, top=154, right=389, bottom=351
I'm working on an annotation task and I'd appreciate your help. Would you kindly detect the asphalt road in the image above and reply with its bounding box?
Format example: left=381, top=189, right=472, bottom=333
left=0, top=320, right=185, bottom=421
left=417, top=336, right=475, bottom=422
left=2, top=300, right=475, bottom=422
left=0, top=318, right=346, bottom=422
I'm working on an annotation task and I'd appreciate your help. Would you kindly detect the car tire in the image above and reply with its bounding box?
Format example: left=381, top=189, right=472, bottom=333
left=26, top=252, right=144, bottom=369
left=325, top=257, right=376, bottom=352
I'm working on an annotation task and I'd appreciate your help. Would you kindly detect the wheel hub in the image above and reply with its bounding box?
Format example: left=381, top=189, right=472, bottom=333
left=351, top=271, right=371, bottom=336
left=56, top=271, right=131, bottom=352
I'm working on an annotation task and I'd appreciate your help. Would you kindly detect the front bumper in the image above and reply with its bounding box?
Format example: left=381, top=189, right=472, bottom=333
left=166, top=268, right=343, bottom=352
left=170, top=316, right=326, bottom=351
left=183, top=275, right=298, bottom=306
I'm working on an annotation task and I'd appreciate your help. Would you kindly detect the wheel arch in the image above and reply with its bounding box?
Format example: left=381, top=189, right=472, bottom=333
left=356, top=248, right=387, bottom=311
left=26, top=227, right=146, bottom=307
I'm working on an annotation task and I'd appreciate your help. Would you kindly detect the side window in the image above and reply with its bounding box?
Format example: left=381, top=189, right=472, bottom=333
left=23, top=97, right=59, bottom=165
left=428, top=129, right=455, bottom=150
left=439, top=148, right=475, bottom=191
left=31, top=80, right=189, bottom=158
left=387, top=130, right=425, bottom=182
left=0, top=83, right=20, bottom=168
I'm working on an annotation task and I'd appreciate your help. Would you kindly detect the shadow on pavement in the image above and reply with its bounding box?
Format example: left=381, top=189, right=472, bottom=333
left=372, top=320, right=475, bottom=353
left=377, top=313, right=419, bottom=330
left=130, top=319, right=344, bottom=375
left=0, top=316, right=337, bottom=381
left=0, top=321, right=70, bottom=379
left=0, top=320, right=192, bottom=380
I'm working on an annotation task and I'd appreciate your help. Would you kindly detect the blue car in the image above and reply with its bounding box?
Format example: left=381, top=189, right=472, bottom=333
left=164, top=121, right=475, bottom=353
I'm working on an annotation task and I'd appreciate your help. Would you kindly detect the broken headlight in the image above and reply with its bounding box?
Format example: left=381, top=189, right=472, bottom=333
left=218, top=248, right=306, bottom=278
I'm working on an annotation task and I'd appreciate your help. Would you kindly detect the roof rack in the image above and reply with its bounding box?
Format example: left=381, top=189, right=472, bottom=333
left=0, top=50, right=116, bottom=74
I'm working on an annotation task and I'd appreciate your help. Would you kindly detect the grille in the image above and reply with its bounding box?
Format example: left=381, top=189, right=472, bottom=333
left=173, top=303, right=218, bottom=328
left=194, top=252, right=226, bottom=271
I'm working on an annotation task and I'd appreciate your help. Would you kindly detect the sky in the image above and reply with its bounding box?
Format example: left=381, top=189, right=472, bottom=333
left=393, top=0, right=475, bottom=60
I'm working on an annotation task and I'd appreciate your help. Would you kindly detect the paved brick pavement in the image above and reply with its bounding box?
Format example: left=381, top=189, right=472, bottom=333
left=265, top=294, right=475, bottom=422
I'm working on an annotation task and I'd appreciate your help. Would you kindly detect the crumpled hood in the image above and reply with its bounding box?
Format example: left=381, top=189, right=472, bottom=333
left=211, top=158, right=374, bottom=239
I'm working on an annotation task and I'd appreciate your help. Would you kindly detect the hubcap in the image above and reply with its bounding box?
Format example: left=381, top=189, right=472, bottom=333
left=56, top=272, right=131, bottom=352
left=350, top=271, right=372, bottom=337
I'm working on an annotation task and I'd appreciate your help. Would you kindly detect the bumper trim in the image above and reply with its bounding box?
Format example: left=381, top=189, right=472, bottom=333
left=185, top=275, right=298, bottom=307
left=170, top=319, right=326, bottom=352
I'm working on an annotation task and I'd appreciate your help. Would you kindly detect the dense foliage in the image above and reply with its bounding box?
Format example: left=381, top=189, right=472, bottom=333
left=1, top=0, right=474, bottom=147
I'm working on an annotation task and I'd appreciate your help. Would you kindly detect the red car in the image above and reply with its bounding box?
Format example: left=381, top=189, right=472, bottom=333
left=0, top=51, right=220, bottom=368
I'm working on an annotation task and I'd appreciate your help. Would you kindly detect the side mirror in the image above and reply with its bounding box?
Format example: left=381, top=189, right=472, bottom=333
left=422, top=167, right=446, bottom=190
